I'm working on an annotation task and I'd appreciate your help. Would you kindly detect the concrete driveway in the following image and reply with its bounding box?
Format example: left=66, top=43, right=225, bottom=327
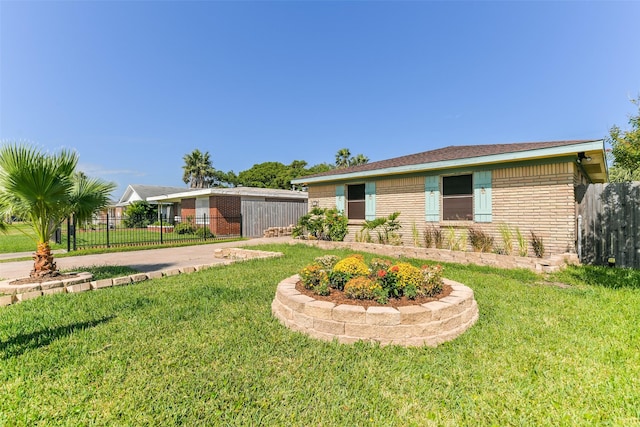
left=0, top=237, right=293, bottom=281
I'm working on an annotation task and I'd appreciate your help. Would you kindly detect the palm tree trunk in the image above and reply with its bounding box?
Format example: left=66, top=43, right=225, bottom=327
left=31, top=241, right=58, bottom=278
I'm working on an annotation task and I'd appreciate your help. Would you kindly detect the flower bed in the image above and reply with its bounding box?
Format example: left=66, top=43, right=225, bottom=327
left=272, top=253, right=479, bottom=346
left=272, top=275, right=478, bottom=347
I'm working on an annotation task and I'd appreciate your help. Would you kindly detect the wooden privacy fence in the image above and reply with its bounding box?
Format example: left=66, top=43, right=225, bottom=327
left=241, top=199, right=308, bottom=238
left=578, top=182, right=640, bottom=268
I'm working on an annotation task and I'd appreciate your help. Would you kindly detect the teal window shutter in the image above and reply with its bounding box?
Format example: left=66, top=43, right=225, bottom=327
left=335, top=185, right=345, bottom=213
left=365, top=182, right=376, bottom=220
left=425, top=176, right=440, bottom=222
left=474, top=171, right=492, bottom=222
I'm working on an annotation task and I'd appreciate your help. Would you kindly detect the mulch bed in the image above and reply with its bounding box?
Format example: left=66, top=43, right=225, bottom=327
left=9, top=273, right=80, bottom=286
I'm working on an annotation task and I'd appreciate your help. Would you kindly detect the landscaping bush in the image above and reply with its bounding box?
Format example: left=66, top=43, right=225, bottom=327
left=195, top=227, right=215, bottom=239
left=357, top=211, right=403, bottom=245
left=174, top=222, right=197, bottom=235
left=123, top=201, right=157, bottom=228
left=293, top=207, right=348, bottom=241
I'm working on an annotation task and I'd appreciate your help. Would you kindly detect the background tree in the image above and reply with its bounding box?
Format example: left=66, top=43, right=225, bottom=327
left=335, top=148, right=369, bottom=168
left=182, top=149, right=215, bottom=188
left=608, top=97, right=640, bottom=182
left=122, top=201, right=157, bottom=228
left=237, top=161, right=290, bottom=189
left=335, top=148, right=352, bottom=168
left=0, top=143, right=115, bottom=278
left=305, top=162, right=334, bottom=175
left=349, top=153, right=369, bottom=166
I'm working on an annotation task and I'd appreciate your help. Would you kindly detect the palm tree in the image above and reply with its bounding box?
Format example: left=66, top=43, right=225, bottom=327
left=335, top=148, right=351, bottom=168
left=182, top=149, right=215, bottom=188
left=349, top=153, right=369, bottom=166
left=335, top=148, right=369, bottom=168
left=0, top=144, right=115, bottom=278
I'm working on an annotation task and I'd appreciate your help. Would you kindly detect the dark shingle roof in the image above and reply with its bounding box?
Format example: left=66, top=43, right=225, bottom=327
left=298, top=140, right=600, bottom=181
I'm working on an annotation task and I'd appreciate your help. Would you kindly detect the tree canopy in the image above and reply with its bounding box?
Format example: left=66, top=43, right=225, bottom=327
left=608, top=97, right=640, bottom=182
left=182, top=147, right=367, bottom=190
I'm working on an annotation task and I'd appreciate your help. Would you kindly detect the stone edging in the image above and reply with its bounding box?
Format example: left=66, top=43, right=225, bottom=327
left=0, top=248, right=283, bottom=308
left=272, top=275, right=479, bottom=347
left=292, top=240, right=579, bottom=272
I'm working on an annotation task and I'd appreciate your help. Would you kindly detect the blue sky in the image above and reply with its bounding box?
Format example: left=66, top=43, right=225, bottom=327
left=1, top=1, right=639, bottom=198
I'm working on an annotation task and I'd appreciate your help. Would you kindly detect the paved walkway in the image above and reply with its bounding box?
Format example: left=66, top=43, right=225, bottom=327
left=0, top=237, right=294, bottom=281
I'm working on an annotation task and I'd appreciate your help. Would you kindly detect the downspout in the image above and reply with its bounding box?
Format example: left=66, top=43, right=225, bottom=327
left=577, top=214, right=582, bottom=261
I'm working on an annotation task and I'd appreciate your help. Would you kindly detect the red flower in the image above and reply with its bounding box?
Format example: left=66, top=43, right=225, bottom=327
left=377, top=269, right=387, bottom=278
left=390, top=266, right=399, bottom=273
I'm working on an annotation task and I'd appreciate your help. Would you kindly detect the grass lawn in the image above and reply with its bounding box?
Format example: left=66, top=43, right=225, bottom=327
left=0, top=223, right=65, bottom=253
left=1, top=243, right=639, bottom=425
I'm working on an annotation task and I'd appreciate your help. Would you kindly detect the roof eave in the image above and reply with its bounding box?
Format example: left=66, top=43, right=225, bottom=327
left=292, top=140, right=606, bottom=185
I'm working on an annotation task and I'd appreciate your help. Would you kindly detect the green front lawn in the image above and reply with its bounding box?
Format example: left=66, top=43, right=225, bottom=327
left=1, top=244, right=639, bottom=425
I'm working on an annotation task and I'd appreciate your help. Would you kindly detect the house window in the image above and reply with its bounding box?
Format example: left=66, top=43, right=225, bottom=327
left=347, top=184, right=365, bottom=220
left=442, top=174, right=473, bottom=220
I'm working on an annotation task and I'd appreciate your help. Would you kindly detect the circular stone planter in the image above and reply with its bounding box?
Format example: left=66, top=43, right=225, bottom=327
left=272, top=275, right=479, bottom=347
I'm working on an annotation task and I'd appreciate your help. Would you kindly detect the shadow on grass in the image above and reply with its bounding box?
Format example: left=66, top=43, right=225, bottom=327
left=556, top=265, right=640, bottom=289
left=0, top=315, right=115, bottom=359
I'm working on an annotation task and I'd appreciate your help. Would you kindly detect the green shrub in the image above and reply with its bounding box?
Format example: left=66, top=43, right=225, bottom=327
left=359, top=211, right=403, bottom=245
left=195, top=227, right=214, bottom=239
left=123, top=201, right=157, bottom=228
left=174, top=222, right=197, bottom=235
left=328, top=270, right=350, bottom=291
left=293, top=207, right=348, bottom=241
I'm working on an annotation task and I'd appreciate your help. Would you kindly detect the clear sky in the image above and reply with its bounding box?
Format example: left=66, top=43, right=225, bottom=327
left=1, top=1, right=639, bottom=199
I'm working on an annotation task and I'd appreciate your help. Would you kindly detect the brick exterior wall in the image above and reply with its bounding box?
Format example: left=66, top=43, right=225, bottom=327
left=491, top=162, right=576, bottom=255
left=306, top=160, right=583, bottom=256
left=210, top=195, right=241, bottom=236
left=181, top=198, right=196, bottom=221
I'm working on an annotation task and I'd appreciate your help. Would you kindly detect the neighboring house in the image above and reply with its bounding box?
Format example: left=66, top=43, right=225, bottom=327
left=115, top=184, right=194, bottom=220
left=291, top=140, right=608, bottom=256
left=148, top=186, right=308, bottom=238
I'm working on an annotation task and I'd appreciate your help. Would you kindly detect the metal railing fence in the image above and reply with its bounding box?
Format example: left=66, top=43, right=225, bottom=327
left=58, top=213, right=241, bottom=251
